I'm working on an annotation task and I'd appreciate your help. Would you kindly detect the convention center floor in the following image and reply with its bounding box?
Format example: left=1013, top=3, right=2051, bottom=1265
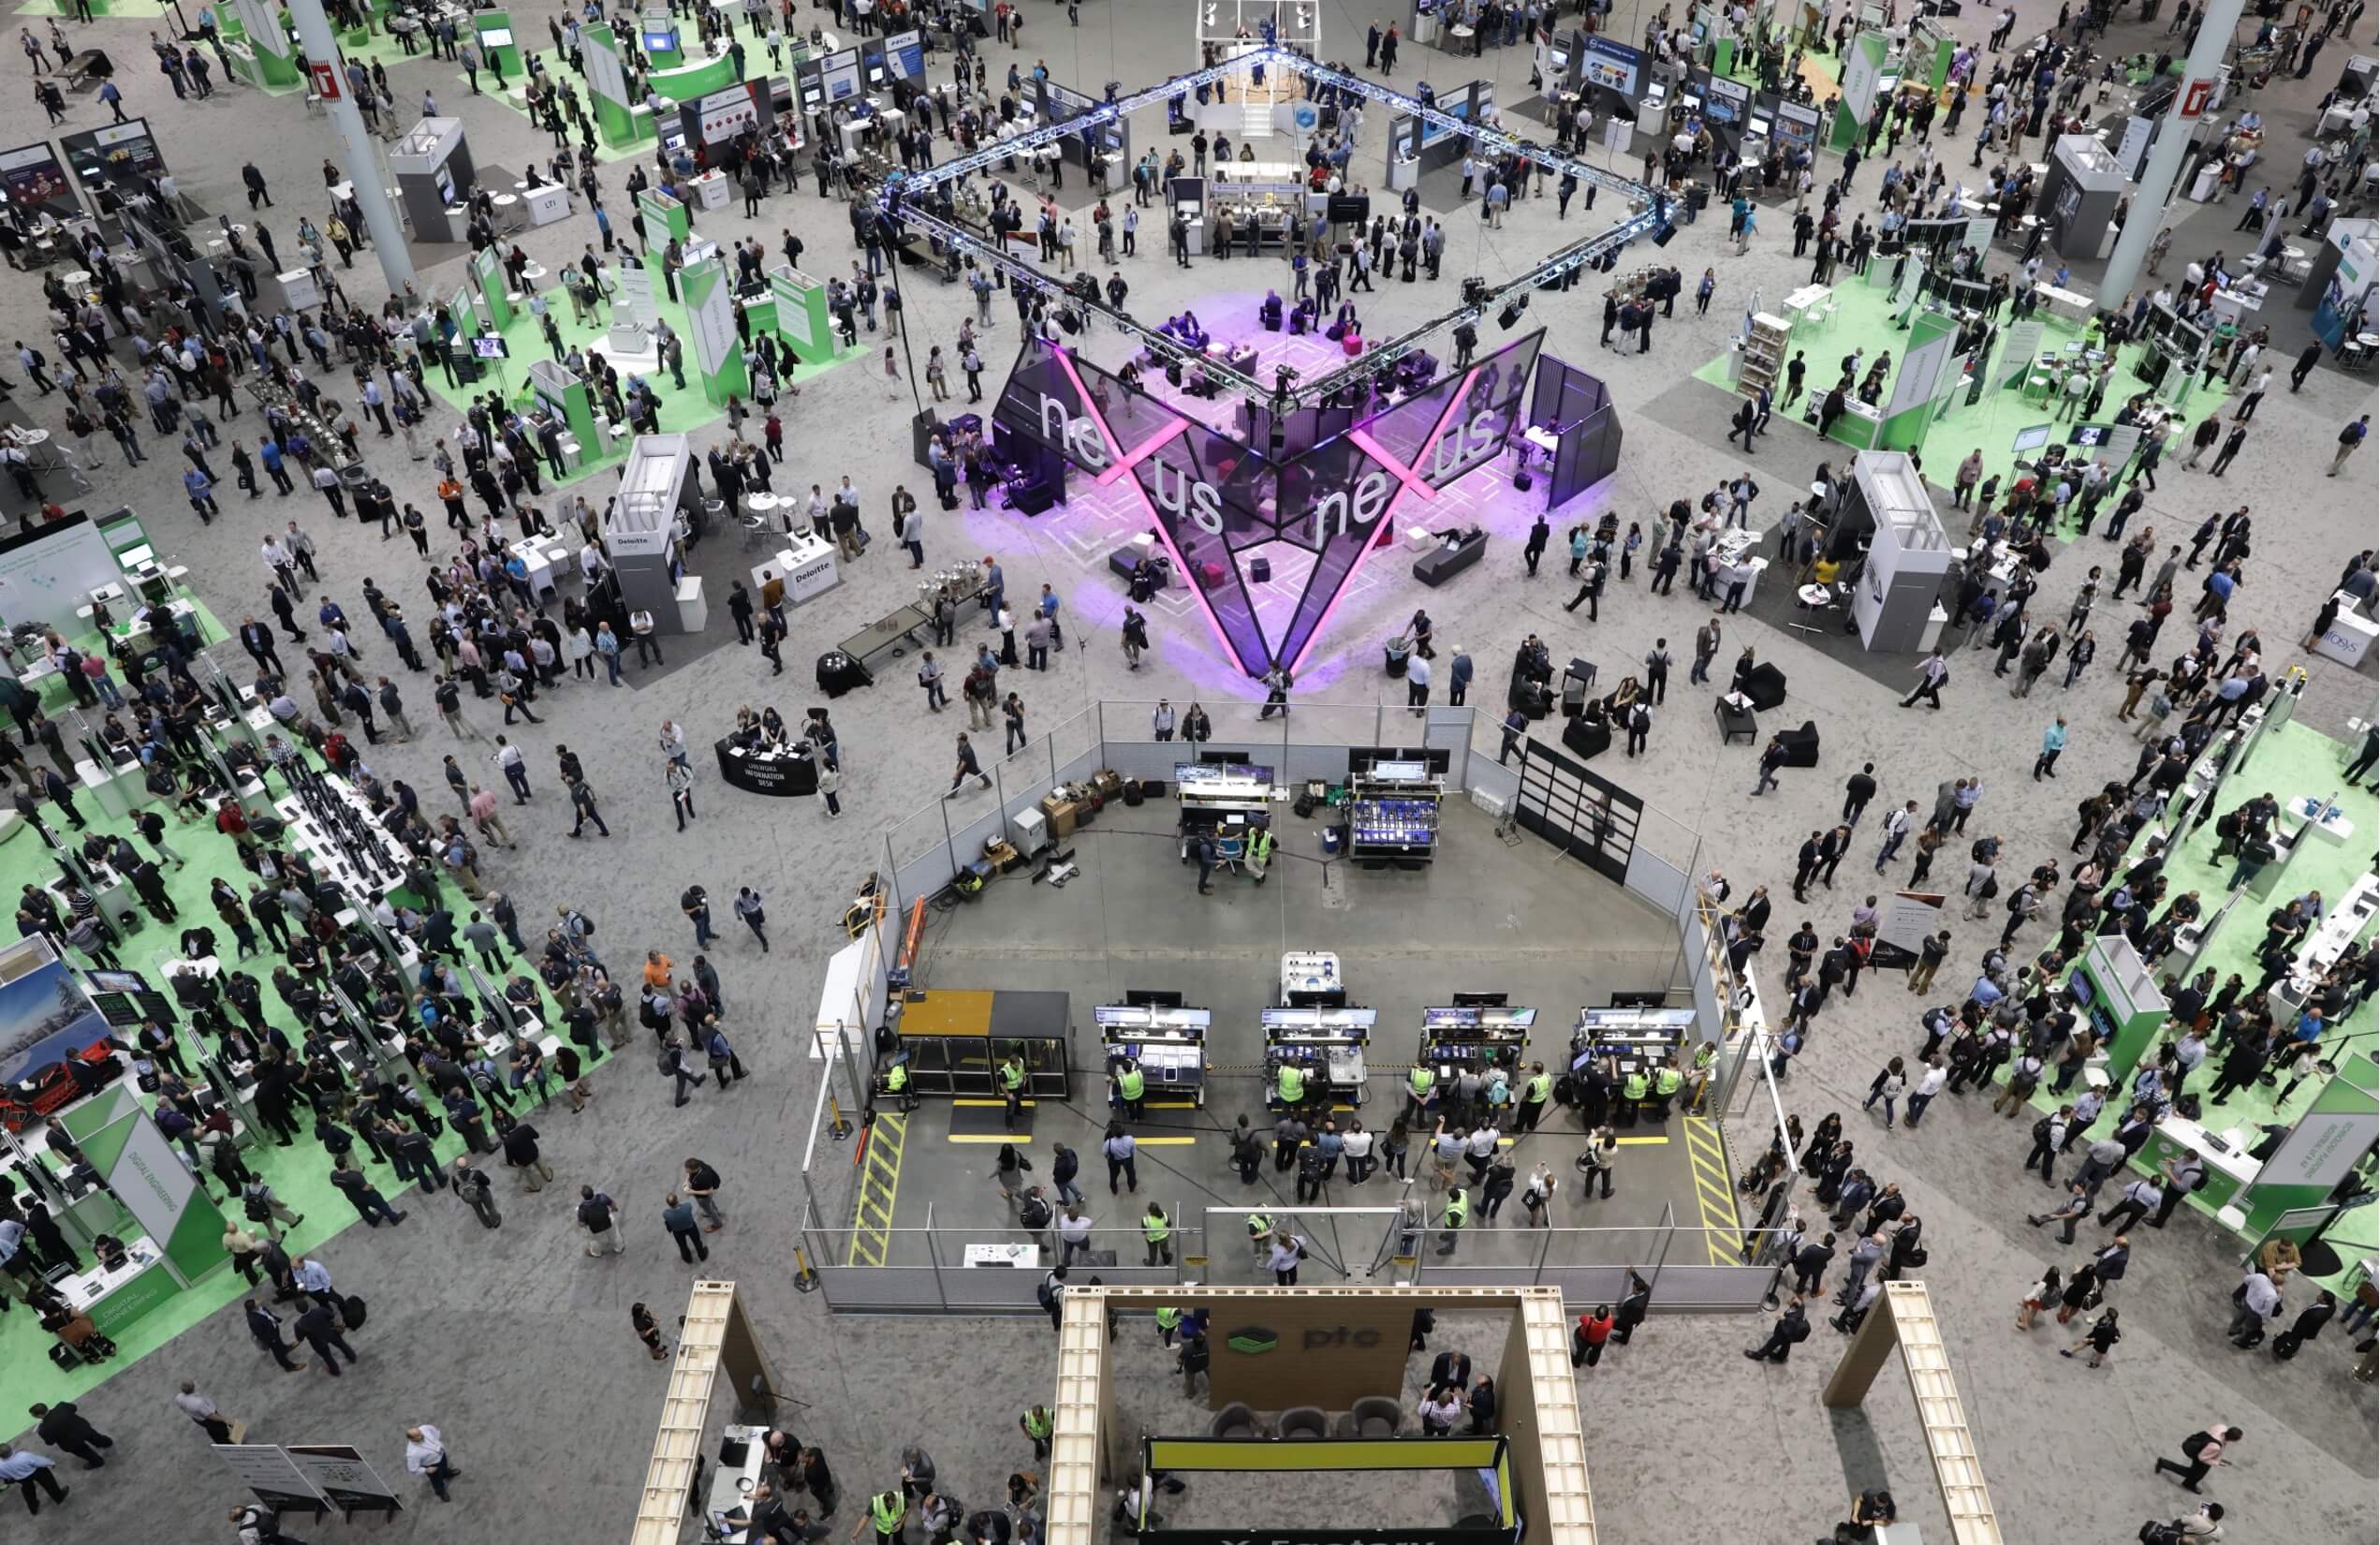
left=0, top=0, right=2371, bottom=1543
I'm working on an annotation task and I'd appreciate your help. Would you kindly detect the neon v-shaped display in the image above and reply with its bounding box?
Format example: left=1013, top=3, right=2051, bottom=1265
left=992, top=333, right=1543, bottom=678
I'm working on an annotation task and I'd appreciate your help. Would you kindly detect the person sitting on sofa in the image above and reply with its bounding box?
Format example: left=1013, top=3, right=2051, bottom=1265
left=1258, top=290, right=1285, bottom=331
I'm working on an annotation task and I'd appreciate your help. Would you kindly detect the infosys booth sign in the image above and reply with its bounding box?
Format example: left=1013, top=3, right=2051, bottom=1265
left=992, top=332, right=1542, bottom=677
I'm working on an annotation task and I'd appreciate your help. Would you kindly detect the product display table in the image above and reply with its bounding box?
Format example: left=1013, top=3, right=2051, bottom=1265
left=62, top=1238, right=180, bottom=1333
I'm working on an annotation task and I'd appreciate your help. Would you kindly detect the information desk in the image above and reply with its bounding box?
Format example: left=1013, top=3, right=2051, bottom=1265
left=713, top=740, right=820, bottom=796
left=62, top=1237, right=181, bottom=1333
left=703, top=1423, right=770, bottom=1544
left=751, top=534, right=839, bottom=608
left=2271, top=872, right=2380, bottom=1021
left=510, top=533, right=573, bottom=599
left=2313, top=589, right=2380, bottom=667
left=889, top=989, right=1073, bottom=1099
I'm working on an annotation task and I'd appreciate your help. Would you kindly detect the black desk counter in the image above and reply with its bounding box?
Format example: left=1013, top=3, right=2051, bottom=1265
left=715, top=740, right=820, bottom=797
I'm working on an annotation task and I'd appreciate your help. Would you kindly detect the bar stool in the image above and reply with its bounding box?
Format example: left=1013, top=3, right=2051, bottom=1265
left=1819, top=302, right=1838, bottom=331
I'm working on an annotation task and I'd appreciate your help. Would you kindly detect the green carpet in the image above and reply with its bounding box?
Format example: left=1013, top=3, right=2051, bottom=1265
left=1693, top=270, right=2196, bottom=504
left=0, top=739, right=616, bottom=1414
left=16, top=0, right=169, bottom=14
left=417, top=272, right=866, bottom=491
left=1997, top=718, right=2380, bottom=1228
left=25, top=600, right=228, bottom=714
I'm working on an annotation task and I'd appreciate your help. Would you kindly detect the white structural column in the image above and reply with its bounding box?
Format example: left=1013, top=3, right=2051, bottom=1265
left=284, top=0, right=418, bottom=294
left=2098, top=0, right=2248, bottom=302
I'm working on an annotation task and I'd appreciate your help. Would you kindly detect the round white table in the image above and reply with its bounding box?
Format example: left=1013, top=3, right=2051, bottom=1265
left=1798, top=583, right=1833, bottom=608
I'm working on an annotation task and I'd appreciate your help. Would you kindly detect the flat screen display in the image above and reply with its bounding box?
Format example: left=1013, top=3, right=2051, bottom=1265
left=472, top=335, right=510, bottom=359
left=643, top=29, right=675, bottom=50
left=478, top=26, right=513, bottom=46
left=2011, top=424, right=2053, bottom=452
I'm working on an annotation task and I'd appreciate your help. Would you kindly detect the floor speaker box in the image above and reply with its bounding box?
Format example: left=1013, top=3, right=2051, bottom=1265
left=1561, top=717, right=1611, bottom=761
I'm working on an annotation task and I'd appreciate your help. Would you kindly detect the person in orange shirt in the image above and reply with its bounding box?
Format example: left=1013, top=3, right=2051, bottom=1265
left=436, top=475, right=466, bottom=530
left=641, top=950, right=673, bottom=992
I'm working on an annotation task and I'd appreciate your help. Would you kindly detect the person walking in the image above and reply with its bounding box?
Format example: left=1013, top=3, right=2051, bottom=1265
left=578, top=1184, right=624, bottom=1256
left=2330, top=414, right=2371, bottom=477
left=661, top=1192, right=710, bottom=1264
left=684, top=1157, right=726, bottom=1232
left=30, top=1403, right=112, bottom=1468
left=2153, top=1422, right=2240, bottom=1494
left=293, top=1299, right=359, bottom=1376
left=0, top=1446, right=66, bottom=1513
left=404, top=1423, right=462, bottom=1503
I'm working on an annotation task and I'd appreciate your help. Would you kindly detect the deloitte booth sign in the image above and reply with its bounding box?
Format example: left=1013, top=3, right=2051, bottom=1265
left=992, top=332, right=1543, bottom=678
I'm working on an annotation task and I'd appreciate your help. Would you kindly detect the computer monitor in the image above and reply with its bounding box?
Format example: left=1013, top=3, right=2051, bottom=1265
left=478, top=26, right=513, bottom=46
left=2011, top=424, right=2053, bottom=453
left=1225, top=813, right=1245, bottom=826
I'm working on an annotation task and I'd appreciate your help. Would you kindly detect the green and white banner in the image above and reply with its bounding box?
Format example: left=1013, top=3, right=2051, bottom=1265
left=63, top=1084, right=231, bottom=1286
left=682, top=256, right=748, bottom=406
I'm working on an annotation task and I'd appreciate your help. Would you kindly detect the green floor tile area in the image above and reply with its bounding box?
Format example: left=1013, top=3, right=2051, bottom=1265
left=1692, top=269, right=2199, bottom=503
left=2001, top=718, right=2379, bottom=1226
left=22, top=599, right=229, bottom=717
left=416, top=269, right=867, bottom=490
left=0, top=741, right=616, bottom=1414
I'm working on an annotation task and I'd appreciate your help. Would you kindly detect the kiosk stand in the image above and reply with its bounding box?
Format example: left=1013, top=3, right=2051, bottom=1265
left=1418, top=1003, right=1538, bottom=1080
left=1345, top=756, right=1443, bottom=865
left=1095, top=1000, right=1210, bottom=1109
left=1263, top=1006, right=1374, bottom=1111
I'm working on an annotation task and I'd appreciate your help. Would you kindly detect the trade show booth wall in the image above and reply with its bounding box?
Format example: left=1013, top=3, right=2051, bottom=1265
left=1526, top=355, right=1624, bottom=510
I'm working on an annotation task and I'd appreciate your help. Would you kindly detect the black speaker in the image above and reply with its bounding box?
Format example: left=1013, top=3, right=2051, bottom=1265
left=1653, top=224, right=1677, bottom=247
left=1514, top=470, right=1534, bottom=492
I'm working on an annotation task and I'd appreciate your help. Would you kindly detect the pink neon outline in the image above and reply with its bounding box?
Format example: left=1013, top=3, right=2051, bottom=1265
left=1049, top=348, right=1126, bottom=465
left=1051, top=352, right=1247, bottom=670
left=1345, top=426, right=1440, bottom=503
left=1093, top=419, right=1189, bottom=486
left=1287, top=368, right=1481, bottom=678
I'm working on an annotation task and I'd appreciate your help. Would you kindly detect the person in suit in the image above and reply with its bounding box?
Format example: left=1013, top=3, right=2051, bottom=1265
left=294, top=1300, right=360, bottom=1376
left=29, top=1403, right=112, bottom=1467
left=244, top=1299, right=301, bottom=1371
left=1743, top=1296, right=1809, bottom=1361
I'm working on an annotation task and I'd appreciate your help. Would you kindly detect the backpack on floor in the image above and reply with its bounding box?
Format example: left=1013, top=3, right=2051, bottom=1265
left=340, top=1295, right=367, bottom=1331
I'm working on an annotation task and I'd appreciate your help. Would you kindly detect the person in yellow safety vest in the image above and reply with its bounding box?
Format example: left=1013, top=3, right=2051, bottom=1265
left=1686, top=1042, right=1716, bottom=1111
left=1021, top=1404, right=1055, bottom=1462
left=1154, top=1305, right=1183, bottom=1346
left=881, top=1059, right=915, bottom=1111
left=1142, top=1202, right=1173, bottom=1266
left=1247, top=1211, right=1273, bottom=1258
left=1620, top=1067, right=1650, bottom=1126
left=1275, top=1058, right=1307, bottom=1108
left=1407, top=1064, right=1436, bottom=1122
left=1114, top=1060, right=1146, bottom=1121
left=1652, top=1059, right=1683, bottom=1117
left=1517, top=1061, right=1554, bottom=1132
left=1246, top=825, right=1276, bottom=882
left=868, top=1490, right=908, bottom=1545
left=998, top=1054, right=1026, bottom=1132
left=1433, top=1186, right=1469, bottom=1256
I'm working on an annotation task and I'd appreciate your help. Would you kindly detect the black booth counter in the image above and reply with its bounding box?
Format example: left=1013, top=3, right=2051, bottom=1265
left=715, top=739, right=819, bottom=796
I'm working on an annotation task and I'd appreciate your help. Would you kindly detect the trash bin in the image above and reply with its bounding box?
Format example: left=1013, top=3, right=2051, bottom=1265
left=1320, top=825, right=1344, bottom=857
left=1384, top=640, right=1411, bottom=678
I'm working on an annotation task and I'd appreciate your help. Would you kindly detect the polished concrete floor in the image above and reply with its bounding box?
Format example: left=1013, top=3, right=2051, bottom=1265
left=0, top=0, right=2371, bottom=1541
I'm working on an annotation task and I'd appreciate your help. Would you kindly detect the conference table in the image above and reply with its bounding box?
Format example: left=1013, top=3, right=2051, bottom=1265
left=714, top=739, right=820, bottom=797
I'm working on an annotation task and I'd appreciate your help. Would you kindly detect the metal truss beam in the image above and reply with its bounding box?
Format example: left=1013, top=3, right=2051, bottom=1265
left=875, top=45, right=1664, bottom=408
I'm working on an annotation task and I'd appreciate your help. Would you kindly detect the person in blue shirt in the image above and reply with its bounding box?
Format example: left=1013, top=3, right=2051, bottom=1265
left=2034, top=716, right=2067, bottom=780
left=183, top=467, right=217, bottom=522
left=256, top=436, right=291, bottom=494
left=1036, top=583, right=1062, bottom=647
